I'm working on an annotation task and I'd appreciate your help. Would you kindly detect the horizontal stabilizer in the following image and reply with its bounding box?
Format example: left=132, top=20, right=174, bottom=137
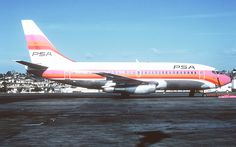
left=16, top=60, right=48, bottom=70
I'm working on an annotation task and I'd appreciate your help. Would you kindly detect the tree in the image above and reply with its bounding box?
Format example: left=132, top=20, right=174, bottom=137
left=32, top=86, right=42, bottom=92
left=6, top=71, right=12, bottom=76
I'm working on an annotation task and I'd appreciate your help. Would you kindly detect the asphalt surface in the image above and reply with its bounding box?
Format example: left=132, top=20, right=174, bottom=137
left=0, top=93, right=236, bottom=147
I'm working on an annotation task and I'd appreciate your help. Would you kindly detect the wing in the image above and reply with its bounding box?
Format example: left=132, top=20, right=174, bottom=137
left=96, top=72, right=148, bottom=87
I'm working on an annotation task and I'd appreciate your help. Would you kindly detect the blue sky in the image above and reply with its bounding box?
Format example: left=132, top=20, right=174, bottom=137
left=0, top=0, right=236, bottom=72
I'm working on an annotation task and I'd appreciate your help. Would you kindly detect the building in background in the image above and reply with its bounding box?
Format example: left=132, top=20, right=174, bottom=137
left=0, top=71, right=98, bottom=93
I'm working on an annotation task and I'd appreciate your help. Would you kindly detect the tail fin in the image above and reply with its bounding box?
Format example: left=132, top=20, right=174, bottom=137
left=21, top=20, right=74, bottom=67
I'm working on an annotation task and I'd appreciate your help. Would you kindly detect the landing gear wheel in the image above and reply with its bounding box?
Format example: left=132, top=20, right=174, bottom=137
left=189, top=90, right=195, bottom=97
left=202, top=90, right=206, bottom=97
left=121, top=93, right=130, bottom=97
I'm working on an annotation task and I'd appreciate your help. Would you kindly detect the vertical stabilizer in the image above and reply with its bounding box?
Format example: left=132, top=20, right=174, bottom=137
left=21, top=20, right=74, bottom=67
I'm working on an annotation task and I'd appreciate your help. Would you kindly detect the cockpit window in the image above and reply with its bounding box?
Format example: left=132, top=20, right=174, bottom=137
left=212, top=70, right=225, bottom=74
left=212, top=70, right=218, bottom=74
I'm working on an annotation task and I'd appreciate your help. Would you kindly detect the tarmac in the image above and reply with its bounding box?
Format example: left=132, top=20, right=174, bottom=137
left=0, top=93, right=236, bottom=147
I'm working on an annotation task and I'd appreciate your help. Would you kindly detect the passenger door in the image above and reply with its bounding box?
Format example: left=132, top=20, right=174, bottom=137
left=64, top=71, right=70, bottom=80
left=199, top=71, right=205, bottom=80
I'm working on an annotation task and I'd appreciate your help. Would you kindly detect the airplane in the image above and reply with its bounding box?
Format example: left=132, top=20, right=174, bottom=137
left=16, top=20, right=232, bottom=97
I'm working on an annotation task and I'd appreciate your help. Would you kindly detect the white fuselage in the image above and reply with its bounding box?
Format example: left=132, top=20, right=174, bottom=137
left=39, top=62, right=224, bottom=91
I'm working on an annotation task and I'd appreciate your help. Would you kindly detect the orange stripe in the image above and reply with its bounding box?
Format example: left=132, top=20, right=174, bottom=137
left=43, top=74, right=103, bottom=79
left=28, top=41, right=53, bottom=47
left=28, top=45, right=55, bottom=50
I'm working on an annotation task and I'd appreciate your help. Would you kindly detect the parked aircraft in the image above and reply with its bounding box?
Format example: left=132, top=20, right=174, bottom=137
left=17, top=20, right=231, bottom=96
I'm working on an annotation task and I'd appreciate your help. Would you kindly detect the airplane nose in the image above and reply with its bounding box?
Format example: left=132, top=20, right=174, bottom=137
left=222, top=75, right=232, bottom=85
left=218, top=74, right=231, bottom=86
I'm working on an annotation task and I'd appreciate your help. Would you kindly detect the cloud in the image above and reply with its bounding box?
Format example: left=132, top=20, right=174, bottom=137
left=151, top=48, right=161, bottom=54
left=84, top=52, right=95, bottom=59
left=83, top=51, right=105, bottom=60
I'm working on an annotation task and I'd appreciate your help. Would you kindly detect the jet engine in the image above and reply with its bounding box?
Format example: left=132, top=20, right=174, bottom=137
left=155, top=80, right=167, bottom=89
left=103, top=84, right=156, bottom=94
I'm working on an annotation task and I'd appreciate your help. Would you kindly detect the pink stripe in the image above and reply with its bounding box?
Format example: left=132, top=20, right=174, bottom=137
left=26, top=35, right=49, bottom=42
left=44, top=70, right=64, bottom=74
left=44, top=69, right=208, bottom=73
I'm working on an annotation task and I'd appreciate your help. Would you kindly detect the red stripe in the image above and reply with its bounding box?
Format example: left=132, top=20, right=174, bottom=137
left=28, top=45, right=55, bottom=50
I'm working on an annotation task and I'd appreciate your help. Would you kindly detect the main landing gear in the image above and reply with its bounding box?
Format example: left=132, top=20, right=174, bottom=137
left=189, top=90, right=206, bottom=97
left=189, top=90, right=195, bottom=97
left=121, top=92, right=130, bottom=97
